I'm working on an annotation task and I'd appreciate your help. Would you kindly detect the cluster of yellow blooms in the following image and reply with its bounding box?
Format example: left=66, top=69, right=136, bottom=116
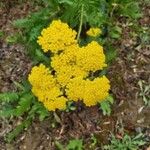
left=37, top=20, right=77, bottom=53
left=66, top=76, right=110, bottom=106
left=28, top=20, right=110, bottom=111
left=28, top=64, right=67, bottom=111
left=86, top=27, right=102, bottom=37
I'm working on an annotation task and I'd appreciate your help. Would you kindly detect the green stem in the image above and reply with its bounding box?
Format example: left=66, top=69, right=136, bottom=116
left=53, top=111, right=61, bottom=124
left=77, top=5, right=84, bottom=42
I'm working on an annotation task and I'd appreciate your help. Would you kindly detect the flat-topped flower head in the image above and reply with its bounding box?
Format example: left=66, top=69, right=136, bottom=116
left=28, top=64, right=56, bottom=89
left=82, top=76, right=110, bottom=106
left=37, top=20, right=77, bottom=53
left=66, top=76, right=110, bottom=106
left=28, top=64, right=68, bottom=111
left=51, top=44, right=79, bottom=71
left=76, top=41, right=107, bottom=72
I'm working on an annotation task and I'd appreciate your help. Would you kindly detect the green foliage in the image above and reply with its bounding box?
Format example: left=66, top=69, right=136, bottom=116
left=12, top=0, right=142, bottom=64
left=139, top=27, right=149, bottom=45
left=15, top=93, right=33, bottom=117
left=119, top=2, right=142, bottom=19
left=0, top=2, right=5, bottom=8
left=13, top=8, right=52, bottom=40
left=58, top=0, right=141, bottom=27
left=5, top=34, right=19, bottom=44
left=6, top=118, right=32, bottom=143
left=55, top=139, right=83, bottom=150
left=105, top=45, right=117, bottom=64
left=109, top=26, right=122, bottom=39
left=58, top=0, right=108, bottom=27
left=143, top=0, right=150, bottom=4
left=90, top=134, right=98, bottom=148
left=99, top=94, right=114, bottom=116
left=0, top=30, right=4, bottom=38
left=66, top=101, right=76, bottom=112
left=12, top=5, right=58, bottom=63
left=138, top=80, right=150, bottom=106
left=0, top=92, right=19, bottom=103
left=0, top=81, right=49, bottom=142
left=103, top=133, right=146, bottom=150
left=66, top=139, right=83, bottom=150
left=108, top=0, right=142, bottom=19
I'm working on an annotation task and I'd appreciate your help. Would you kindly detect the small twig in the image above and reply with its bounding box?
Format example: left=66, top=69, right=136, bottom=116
left=110, top=3, right=119, bottom=18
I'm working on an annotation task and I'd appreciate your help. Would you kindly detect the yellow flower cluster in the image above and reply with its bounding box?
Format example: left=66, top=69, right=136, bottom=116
left=28, top=64, right=67, bottom=111
left=86, top=27, right=102, bottom=37
left=76, top=41, right=107, bottom=72
left=37, top=20, right=77, bottom=53
left=29, top=20, right=110, bottom=111
left=51, top=44, right=87, bottom=86
left=66, top=76, right=110, bottom=106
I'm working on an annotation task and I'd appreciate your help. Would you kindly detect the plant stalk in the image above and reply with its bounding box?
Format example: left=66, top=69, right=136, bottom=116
left=53, top=111, right=61, bottom=124
left=77, top=5, right=84, bottom=41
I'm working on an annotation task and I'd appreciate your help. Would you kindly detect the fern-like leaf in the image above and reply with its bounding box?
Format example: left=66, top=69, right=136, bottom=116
left=0, top=92, right=19, bottom=103
left=15, top=93, right=33, bottom=117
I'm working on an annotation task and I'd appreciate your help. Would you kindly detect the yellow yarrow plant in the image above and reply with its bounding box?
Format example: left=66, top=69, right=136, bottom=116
left=28, top=20, right=110, bottom=111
